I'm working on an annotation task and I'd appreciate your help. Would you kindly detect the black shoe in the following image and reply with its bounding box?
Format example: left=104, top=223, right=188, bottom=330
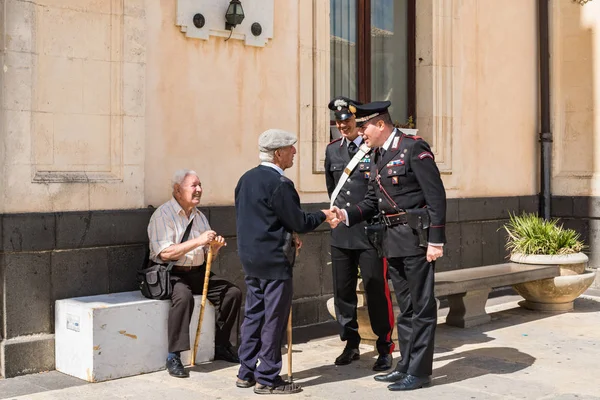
left=374, top=370, right=406, bottom=383
left=215, top=343, right=240, bottom=363
left=387, top=374, right=432, bottom=391
left=236, top=377, right=256, bottom=388
left=334, top=347, right=360, bottom=365
left=372, top=354, right=393, bottom=371
left=166, top=356, right=189, bottom=378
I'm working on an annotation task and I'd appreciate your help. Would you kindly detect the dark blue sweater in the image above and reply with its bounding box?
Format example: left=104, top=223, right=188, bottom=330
left=235, top=165, right=326, bottom=279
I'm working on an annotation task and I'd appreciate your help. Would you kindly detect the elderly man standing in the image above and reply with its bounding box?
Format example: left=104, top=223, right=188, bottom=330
left=148, top=170, right=242, bottom=378
left=235, top=129, right=336, bottom=395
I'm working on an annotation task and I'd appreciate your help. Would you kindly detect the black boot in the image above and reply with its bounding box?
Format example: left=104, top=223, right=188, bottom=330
left=166, top=356, right=189, bottom=378
left=215, top=342, right=240, bottom=363
left=334, top=347, right=360, bottom=365
left=372, top=354, right=393, bottom=371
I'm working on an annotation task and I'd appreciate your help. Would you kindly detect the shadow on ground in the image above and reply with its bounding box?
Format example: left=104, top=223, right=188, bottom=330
left=432, top=346, right=535, bottom=386
left=290, top=349, right=381, bottom=387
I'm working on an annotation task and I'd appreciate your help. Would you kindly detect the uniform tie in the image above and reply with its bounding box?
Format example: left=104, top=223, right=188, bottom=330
left=378, top=148, right=386, bottom=158
left=348, top=141, right=358, bottom=157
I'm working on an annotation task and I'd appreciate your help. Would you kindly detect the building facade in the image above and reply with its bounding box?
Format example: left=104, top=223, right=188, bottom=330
left=0, top=0, right=599, bottom=377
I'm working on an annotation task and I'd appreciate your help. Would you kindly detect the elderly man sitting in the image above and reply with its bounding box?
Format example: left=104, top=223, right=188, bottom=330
left=147, top=169, right=242, bottom=378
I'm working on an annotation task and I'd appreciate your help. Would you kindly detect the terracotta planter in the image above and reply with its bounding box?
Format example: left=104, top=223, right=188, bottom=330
left=510, top=252, right=595, bottom=312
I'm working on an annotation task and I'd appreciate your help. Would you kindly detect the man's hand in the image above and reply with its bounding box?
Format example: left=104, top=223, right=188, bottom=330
left=292, top=232, right=303, bottom=250
left=198, top=230, right=217, bottom=246
left=209, top=235, right=227, bottom=255
left=330, top=206, right=346, bottom=223
left=321, top=209, right=340, bottom=229
left=426, top=245, right=443, bottom=262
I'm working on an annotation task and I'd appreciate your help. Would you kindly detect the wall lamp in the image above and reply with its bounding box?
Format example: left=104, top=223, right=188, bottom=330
left=225, top=0, right=245, bottom=31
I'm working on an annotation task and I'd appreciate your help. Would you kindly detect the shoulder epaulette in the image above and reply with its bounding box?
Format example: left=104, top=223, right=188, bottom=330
left=405, top=135, right=422, bottom=140
left=328, top=137, right=343, bottom=146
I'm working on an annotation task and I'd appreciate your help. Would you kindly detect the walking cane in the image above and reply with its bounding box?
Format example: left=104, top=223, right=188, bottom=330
left=287, top=308, right=293, bottom=382
left=191, top=242, right=215, bottom=365
left=287, top=237, right=300, bottom=382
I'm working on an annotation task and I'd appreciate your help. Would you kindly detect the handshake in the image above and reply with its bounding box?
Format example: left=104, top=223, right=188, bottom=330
left=321, top=206, right=346, bottom=229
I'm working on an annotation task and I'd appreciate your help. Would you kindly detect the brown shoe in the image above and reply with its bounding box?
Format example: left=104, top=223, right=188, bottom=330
left=253, top=381, right=302, bottom=395
left=236, top=377, right=256, bottom=388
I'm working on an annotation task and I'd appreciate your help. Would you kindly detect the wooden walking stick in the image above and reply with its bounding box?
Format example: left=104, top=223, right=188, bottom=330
left=287, top=235, right=300, bottom=382
left=287, top=308, right=293, bottom=382
left=191, top=243, right=215, bottom=365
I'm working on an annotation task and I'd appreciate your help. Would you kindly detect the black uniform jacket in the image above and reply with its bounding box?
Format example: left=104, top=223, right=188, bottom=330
left=346, top=130, right=447, bottom=258
left=325, top=137, right=373, bottom=250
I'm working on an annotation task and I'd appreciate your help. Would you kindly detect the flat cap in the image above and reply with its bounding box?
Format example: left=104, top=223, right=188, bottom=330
left=353, top=101, right=391, bottom=127
left=258, top=129, right=298, bottom=152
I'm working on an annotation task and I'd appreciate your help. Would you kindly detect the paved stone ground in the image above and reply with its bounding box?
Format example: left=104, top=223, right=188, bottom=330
left=2, top=291, right=600, bottom=400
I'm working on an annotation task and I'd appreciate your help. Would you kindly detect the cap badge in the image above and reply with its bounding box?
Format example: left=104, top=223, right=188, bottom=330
left=333, top=99, right=348, bottom=108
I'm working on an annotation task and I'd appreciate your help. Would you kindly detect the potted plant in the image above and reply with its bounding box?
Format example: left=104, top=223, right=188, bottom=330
left=394, top=116, right=418, bottom=136
left=504, top=212, right=595, bottom=311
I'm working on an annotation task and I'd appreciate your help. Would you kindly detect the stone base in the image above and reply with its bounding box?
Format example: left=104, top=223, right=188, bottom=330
left=55, top=291, right=215, bottom=382
left=1, top=334, right=55, bottom=378
left=518, top=299, right=574, bottom=312
left=445, top=289, right=492, bottom=328
left=592, top=269, right=600, bottom=289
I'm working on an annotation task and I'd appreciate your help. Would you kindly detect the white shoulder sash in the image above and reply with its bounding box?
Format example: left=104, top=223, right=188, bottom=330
left=329, top=143, right=371, bottom=208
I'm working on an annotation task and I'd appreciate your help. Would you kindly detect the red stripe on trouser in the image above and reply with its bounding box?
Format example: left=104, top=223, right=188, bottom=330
left=382, top=258, right=396, bottom=353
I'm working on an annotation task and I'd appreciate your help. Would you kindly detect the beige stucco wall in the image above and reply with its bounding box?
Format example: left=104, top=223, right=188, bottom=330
left=415, top=0, right=538, bottom=198
left=1, top=0, right=147, bottom=213
left=144, top=0, right=305, bottom=207
left=1, top=0, right=592, bottom=213
left=551, top=0, right=600, bottom=196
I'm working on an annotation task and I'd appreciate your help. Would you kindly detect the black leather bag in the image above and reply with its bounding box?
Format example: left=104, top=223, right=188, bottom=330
left=138, top=221, right=194, bottom=300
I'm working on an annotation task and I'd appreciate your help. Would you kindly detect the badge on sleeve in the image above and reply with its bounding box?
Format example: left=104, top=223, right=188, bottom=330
left=418, top=151, right=434, bottom=160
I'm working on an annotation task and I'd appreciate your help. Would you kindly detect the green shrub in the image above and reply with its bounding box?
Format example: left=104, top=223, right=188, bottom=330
left=503, top=212, right=585, bottom=255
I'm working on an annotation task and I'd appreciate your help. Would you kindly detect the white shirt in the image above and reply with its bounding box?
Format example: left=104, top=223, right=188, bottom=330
left=147, top=197, right=211, bottom=266
left=381, top=128, right=398, bottom=151
left=345, top=136, right=363, bottom=148
left=261, top=161, right=284, bottom=175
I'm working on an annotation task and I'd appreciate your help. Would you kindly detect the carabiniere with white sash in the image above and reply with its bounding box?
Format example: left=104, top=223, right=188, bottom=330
left=325, top=139, right=375, bottom=250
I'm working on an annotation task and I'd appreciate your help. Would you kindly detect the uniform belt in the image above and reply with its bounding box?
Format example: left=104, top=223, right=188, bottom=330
left=381, top=212, right=407, bottom=227
left=172, top=263, right=206, bottom=273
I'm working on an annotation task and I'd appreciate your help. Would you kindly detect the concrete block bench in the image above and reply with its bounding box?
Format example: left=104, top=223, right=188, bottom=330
left=55, top=291, right=215, bottom=382
left=435, top=263, right=560, bottom=328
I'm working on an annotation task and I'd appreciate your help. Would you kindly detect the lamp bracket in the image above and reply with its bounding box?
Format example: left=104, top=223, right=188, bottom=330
left=176, top=0, right=273, bottom=47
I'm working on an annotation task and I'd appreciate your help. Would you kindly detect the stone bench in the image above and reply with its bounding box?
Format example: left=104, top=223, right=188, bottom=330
left=55, top=291, right=215, bottom=382
left=435, top=262, right=560, bottom=328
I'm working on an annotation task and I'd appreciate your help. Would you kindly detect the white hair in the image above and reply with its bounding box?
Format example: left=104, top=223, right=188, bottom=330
left=259, top=151, right=275, bottom=163
left=171, top=169, right=199, bottom=189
